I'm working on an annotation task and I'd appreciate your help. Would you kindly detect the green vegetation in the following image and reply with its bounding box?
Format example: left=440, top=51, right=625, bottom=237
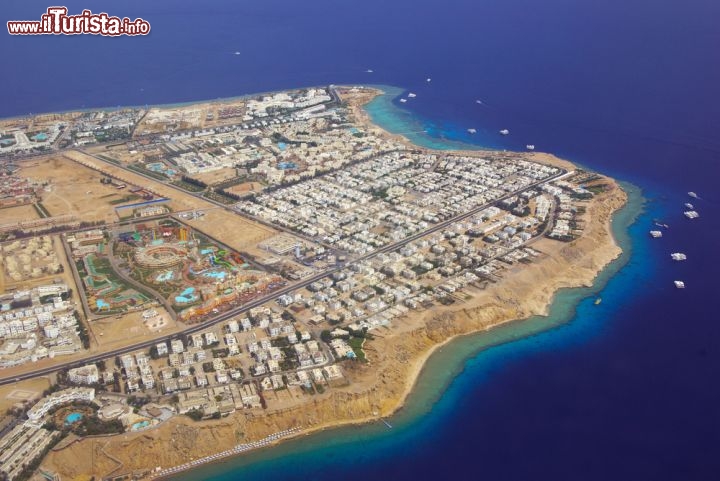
left=348, top=337, right=367, bottom=362
left=185, top=409, right=204, bottom=421
left=108, top=194, right=142, bottom=205
left=320, top=330, right=332, bottom=343
left=180, top=175, right=207, bottom=189
left=74, top=311, right=91, bottom=349
left=203, top=190, right=238, bottom=205
left=586, top=184, right=608, bottom=194
left=128, top=163, right=169, bottom=181
left=212, top=348, right=229, bottom=358
left=213, top=176, right=246, bottom=190
left=33, top=202, right=50, bottom=218
left=96, top=154, right=121, bottom=165
left=171, top=179, right=206, bottom=192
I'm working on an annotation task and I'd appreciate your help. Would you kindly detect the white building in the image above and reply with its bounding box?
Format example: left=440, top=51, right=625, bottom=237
left=67, top=364, right=99, bottom=385
left=27, top=388, right=95, bottom=422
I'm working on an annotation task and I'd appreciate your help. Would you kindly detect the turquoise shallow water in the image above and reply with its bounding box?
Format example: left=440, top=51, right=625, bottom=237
left=169, top=89, right=648, bottom=481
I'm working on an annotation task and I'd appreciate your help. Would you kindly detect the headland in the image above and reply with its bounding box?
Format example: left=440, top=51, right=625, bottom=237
left=0, top=85, right=627, bottom=481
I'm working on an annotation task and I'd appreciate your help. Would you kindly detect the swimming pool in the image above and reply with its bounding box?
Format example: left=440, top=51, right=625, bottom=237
left=65, top=412, right=83, bottom=425
left=96, top=299, right=110, bottom=309
left=278, top=161, right=298, bottom=170
left=131, top=420, right=150, bottom=431
left=204, top=271, right=227, bottom=280
left=175, top=287, right=197, bottom=304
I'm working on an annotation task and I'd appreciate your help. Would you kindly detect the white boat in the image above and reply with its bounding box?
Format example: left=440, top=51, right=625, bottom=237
left=408, top=92, right=417, bottom=98
left=684, top=210, right=699, bottom=219
left=649, top=230, right=662, bottom=238
left=674, top=280, right=685, bottom=289
left=366, top=69, right=374, bottom=73
left=671, top=253, right=687, bottom=261
left=476, top=99, right=483, bottom=104
left=688, top=191, right=698, bottom=199
left=234, top=51, right=241, bottom=55
left=526, top=144, right=535, bottom=150
left=399, top=98, right=407, bottom=103
left=499, top=129, right=509, bottom=135
left=467, top=128, right=477, bottom=134
left=685, top=203, right=694, bottom=209
left=426, top=78, right=432, bottom=82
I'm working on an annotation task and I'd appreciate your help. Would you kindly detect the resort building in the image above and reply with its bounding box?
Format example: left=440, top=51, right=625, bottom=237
left=67, top=364, right=100, bottom=385
left=26, top=388, right=95, bottom=424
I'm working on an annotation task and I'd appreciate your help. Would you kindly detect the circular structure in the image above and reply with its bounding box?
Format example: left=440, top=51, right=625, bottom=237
left=134, top=244, right=187, bottom=269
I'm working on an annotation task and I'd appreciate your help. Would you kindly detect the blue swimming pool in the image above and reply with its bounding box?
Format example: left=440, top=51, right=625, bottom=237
left=131, top=420, right=150, bottom=431
left=96, top=299, right=110, bottom=309
left=204, top=271, right=227, bottom=280
left=278, top=161, right=298, bottom=170
left=65, top=412, right=83, bottom=425
left=175, top=287, right=197, bottom=304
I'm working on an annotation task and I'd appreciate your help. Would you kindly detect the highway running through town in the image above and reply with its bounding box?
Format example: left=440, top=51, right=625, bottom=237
left=0, top=168, right=567, bottom=386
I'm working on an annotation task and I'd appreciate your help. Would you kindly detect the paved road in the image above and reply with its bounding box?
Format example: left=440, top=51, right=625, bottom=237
left=0, top=169, right=565, bottom=385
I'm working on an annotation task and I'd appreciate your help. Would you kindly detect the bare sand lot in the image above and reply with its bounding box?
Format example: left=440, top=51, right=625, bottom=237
left=0, top=204, right=39, bottom=224
left=0, top=377, right=51, bottom=412
left=88, top=307, right=181, bottom=350
left=226, top=181, right=263, bottom=196
left=62, top=150, right=236, bottom=216
left=183, top=208, right=277, bottom=252
left=193, top=167, right=237, bottom=185
left=19, top=156, right=146, bottom=223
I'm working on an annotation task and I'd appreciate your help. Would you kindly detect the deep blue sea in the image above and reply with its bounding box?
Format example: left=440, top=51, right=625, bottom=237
left=2, top=0, right=720, bottom=479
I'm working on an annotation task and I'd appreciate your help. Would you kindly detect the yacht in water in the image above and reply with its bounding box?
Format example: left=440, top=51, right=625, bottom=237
left=366, top=69, right=374, bottom=73
left=684, top=210, right=699, bottom=219
left=526, top=144, right=535, bottom=150
left=688, top=191, right=699, bottom=199
left=426, top=78, right=432, bottom=82
left=408, top=92, right=417, bottom=98
left=674, top=280, right=686, bottom=289
left=649, top=230, right=663, bottom=238
left=467, top=128, right=477, bottom=134
left=685, top=203, right=694, bottom=209
left=399, top=98, right=407, bottom=103
left=671, top=253, right=687, bottom=261
left=499, top=129, right=510, bottom=135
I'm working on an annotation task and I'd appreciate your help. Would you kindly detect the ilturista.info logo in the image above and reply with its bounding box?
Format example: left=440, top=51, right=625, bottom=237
left=7, top=7, right=151, bottom=36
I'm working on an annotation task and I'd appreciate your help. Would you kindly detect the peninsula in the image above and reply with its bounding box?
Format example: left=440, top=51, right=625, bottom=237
left=0, top=86, right=626, bottom=481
